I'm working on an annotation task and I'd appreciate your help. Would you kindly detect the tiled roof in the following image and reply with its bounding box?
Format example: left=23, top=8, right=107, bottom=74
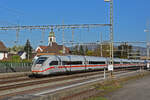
left=39, top=46, right=47, bottom=50
left=0, top=41, right=8, bottom=52
left=42, top=42, right=70, bottom=54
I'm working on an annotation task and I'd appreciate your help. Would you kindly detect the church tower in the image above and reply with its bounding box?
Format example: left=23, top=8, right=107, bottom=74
left=48, top=28, right=56, bottom=46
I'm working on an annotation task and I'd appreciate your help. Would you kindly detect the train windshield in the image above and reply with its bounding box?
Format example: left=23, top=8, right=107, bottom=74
left=35, top=57, right=48, bottom=64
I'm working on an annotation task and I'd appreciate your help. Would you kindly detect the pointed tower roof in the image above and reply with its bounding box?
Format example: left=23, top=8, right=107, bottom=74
left=49, top=28, right=55, bottom=37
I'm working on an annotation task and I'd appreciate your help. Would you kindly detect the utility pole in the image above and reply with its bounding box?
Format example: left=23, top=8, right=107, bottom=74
left=144, top=21, right=150, bottom=60
left=72, top=28, right=74, bottom=48
left=104, top=0, right=114, bottom=77
left=28, top=45, right=29, bottom=60
left=40, top=29, right=45, bottom=44
left=100, top=32, right=103, bottom=57
left=62, top=20, right=65, bottom=54
left=15, top=29, right=19, bottom=45
left=110, top=0, right=114, bottom=65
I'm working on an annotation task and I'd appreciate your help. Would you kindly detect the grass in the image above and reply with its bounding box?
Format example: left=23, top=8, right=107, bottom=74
left=87, top=71, right=150, bottom=100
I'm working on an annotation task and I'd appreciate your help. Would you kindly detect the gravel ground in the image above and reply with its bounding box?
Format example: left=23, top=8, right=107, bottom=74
left=107, top=74, right=150, bottom=100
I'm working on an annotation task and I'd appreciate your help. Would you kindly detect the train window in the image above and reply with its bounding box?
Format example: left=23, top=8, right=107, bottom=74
left=89, top=61, right=105, bottom=64
left=62, top=61, right=82, bottom=65
left=114, top=62, right=120, bottom=64
left=70, top=61, right=82, bottom=65
left=35, top=57, right=48, bottom=64
left=49, top=61, right=58, bottom=66
left=62, top=61, right=70, bottom=65
left=123, top=62, right=129, bottom=64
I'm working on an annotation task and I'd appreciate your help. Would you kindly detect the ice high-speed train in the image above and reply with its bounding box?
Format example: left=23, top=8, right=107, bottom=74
left=31, top=55, right=146, bottom=75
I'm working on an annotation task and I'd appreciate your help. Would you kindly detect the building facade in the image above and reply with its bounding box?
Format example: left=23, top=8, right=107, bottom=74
left=36, top=28, right=70, bottom=56
left=0, top=41, right=8, bottom=60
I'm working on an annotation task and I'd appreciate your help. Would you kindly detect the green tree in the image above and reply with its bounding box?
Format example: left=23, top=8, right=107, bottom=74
left=24, top=40, right=33, bottom=60
left=86, top=50, right=94, bottom=56
left=100, top=43, right=111, bottom=57
left=79, top=45, right=84, bottom=55
left=136, top=50, right=141, bottom=59
left=85, top=46, right=88, bottom=55
left=94, top=45, right=100, bottom=56
left=131, top=49, right=140, bottom=59
left=11, top=55, right=21, bottom=62
left=8, top=45, right=24, bottom=52
left=115, top=43, right=133, bottom=59
left=71, top=45, right=78, bottom=55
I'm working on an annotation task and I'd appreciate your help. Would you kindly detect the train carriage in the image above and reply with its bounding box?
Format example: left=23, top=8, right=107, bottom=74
left=31, top=55, right=146, bottom=76
left=59, top=55, right=85, bottom=72
left=85, top=56, right=107, bottom=70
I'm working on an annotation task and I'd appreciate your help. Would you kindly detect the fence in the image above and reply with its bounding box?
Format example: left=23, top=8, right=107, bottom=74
left=0, top=62, right=32, bottom=73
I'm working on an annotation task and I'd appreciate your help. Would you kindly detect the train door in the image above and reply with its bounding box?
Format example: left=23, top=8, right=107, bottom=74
left=49, top=60, right=58, bottom=73
left=56, top=56, right=62, bottom=72
left=83, top=56, right=87, bottom=71
left=61, top=56, right=71, bottom=73
left=68, top=56, right=72, bottom=72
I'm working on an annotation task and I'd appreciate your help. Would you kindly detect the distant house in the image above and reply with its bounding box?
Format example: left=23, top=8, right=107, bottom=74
left=0, top=41, right=8, bottom=60
left=36, top=46, right=48, bottom=53
left=36, top=43, right=70, bottom=56
left=18, top=51, right=27, bottom=60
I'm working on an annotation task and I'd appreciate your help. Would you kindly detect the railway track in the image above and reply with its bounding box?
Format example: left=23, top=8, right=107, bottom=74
left=0, top=67, right=144, bottom=100
left=0, top=67, right=134, bottom=84
left=0, top=72, right=31, bottom=80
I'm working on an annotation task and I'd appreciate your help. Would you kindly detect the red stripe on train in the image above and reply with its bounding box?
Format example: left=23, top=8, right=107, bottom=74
left=32, top=64, right=143, bottom=73
left=32, top=66, right=55, bottom=72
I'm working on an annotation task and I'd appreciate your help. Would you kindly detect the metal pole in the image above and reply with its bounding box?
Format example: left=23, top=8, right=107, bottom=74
left=72, top=28, right=74, bottom=48
left=62, top=20, right=65, bottom=54
left=15, top=29, right=19, bottom=45
left=28, top=45, right=29, bottom=60
left=146, top=28, right=149, bottom=60
left=41, top=29, right=45, bottom=44
left=100, top=32, right=103, bottom=57
left=110, top=0, right=114, bottom=77
left=104, top=67, right=106, bottom=79
left=110, top=0, right=114, bottom=63
left=145, top=20, right=150, bottom=69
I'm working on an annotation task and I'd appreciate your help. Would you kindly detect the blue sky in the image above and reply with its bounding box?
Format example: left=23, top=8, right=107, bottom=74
left=0, top=0, right=150, bottom=48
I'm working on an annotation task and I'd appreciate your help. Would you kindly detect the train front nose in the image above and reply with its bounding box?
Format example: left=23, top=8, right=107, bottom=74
left=32, top=64, right=43, bottom=74
left=31, top=56, right=48, bottom=75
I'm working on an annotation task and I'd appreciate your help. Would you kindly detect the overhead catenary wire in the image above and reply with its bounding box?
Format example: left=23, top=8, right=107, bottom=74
left=0, top=24, right=111, bottom=31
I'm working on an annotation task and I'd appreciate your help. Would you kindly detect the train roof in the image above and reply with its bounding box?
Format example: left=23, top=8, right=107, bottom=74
left=58, top=55, right=85, bottom=61
left=85, top=56, right=107, bottom=61
left=38, top=55, right=59, bottom=61
left=38, top=55, right=145, bottom=63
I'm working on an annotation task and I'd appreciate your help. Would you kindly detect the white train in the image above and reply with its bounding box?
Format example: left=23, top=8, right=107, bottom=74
left=31, top=55, right=146, bottom=75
